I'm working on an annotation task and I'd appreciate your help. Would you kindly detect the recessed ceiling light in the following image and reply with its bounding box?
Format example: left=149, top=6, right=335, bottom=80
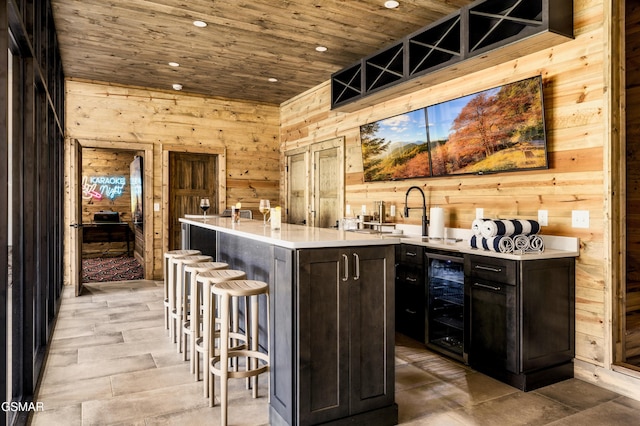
left=172, top=83, right=183, bottom=91
left=168, top=62, right=180, bottom=67
left=193, top=20, right=207, bottom=28
left=384, top=1, right=399, bottom=8
left=268, top=78, right=278, bottom=83
left=315, top=46, right=328, bottom=52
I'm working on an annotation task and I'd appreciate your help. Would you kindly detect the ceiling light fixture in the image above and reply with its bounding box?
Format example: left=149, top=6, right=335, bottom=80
left=193, top=20, right=207, bottom=28
left=268, top=78, right=278, bottom=83
left=168, top=62, right=180, bottom=67
left=384, top=1, right=399, bottom=8
left=315, top=46, right=328, bottom=52
left=172, top=83, right=183, bottom=91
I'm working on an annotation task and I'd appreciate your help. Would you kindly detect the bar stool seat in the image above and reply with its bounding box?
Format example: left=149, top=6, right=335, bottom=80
left=195, top=269, right=247, bottom=397
left=209, top=279, right=270, bottom=425
left=181, top=262, right=229, bottom=368
left=169, top=255, right=212, bottom=349
left=163, top=250, right=200, bottom=331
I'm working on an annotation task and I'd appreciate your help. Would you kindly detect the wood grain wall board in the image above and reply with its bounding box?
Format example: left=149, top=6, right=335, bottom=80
left=65, top=81, right=280, bottom=278
left=279, top=1, right=609, bottom=370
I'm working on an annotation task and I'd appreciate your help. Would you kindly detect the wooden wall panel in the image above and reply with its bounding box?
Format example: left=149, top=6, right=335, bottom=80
left=280, top=2, right=606, bottom=367
left=64, top=80, right=280, bottom=278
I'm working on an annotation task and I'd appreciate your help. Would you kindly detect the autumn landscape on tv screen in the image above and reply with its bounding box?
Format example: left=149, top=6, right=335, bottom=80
left=360, top=77, right=547, bottom=182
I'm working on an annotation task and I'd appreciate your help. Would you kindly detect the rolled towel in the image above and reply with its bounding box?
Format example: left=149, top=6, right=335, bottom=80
left=469, top=235, right=479, bottom=249
left=513, top=234, right=531, bottom=252
left=529, top=235, right=545, bottom=251
left=480, top=219, right=516, bottom=238
left=518, top=219, right=541, bottom=236
left=481, top=235, right=513, bottom=252
left=471, top=218, right=490, bottom=236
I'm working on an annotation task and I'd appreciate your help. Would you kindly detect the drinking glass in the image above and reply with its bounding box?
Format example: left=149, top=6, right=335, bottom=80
left=259, top=199, right=271, bottom=226
left=200, top=198, right=210, bottom=218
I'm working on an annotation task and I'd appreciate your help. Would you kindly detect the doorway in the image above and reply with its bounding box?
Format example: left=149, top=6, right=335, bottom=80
left=164, top=149, right=225, bottom=252
left=70, top=140, right=154, bottom=296
left=285, top=137, right=344, bottom=228
left=80, top=148, right=144, bottom=282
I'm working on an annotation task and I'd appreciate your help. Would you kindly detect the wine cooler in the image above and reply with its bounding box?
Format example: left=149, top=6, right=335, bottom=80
left=426, top=250, right=466, bottom=362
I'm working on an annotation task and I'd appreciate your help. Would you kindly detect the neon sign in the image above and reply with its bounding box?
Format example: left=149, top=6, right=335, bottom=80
left=82, top=176, right=127, bottom=200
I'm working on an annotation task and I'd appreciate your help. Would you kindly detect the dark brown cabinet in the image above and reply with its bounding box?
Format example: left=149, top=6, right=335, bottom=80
left=298, top=246, right=397, bottom=426
left=464, top=254, right=575, bottom=391
left=395, top=244, right=426, bottom=342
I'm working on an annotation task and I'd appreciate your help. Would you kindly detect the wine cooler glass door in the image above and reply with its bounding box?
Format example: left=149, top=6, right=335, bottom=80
left=426, top=252, right=465, bottom=361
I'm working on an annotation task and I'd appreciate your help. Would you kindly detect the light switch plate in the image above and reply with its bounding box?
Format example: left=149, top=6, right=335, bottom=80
left=476, top=208, right=484, bottom=219
left=154, top=202, right=160, bottom=212
left=572, top=210, right=589, bottom=228
left=538, top=210, right=548, bottom=226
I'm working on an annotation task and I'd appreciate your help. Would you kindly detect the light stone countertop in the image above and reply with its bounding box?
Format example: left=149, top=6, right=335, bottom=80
left=180, top=216, right=580, bottom=260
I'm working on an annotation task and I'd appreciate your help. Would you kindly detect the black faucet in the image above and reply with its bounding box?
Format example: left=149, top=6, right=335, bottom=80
left=404, top=186, right=428, bottom=237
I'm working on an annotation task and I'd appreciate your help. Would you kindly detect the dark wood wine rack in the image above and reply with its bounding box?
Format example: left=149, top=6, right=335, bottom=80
left=330, top=0, right=573, bottom=111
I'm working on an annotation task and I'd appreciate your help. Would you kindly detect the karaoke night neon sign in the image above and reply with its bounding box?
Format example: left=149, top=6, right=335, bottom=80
left=82, top=176, right=126, bottom=200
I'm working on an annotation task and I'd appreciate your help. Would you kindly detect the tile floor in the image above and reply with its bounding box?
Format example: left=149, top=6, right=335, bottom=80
left=30, top=280, right=640, bottom=425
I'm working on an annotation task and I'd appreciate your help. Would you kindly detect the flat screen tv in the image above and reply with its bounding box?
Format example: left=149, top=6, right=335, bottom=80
left=360, top=75, right=548, bottom=182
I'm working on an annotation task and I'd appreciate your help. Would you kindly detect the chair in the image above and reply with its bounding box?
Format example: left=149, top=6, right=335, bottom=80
left=163, top=250, right=201, bottom=331
left=195, top=269, right=247, bottom=397
left=169, top=255, right=212, bottom=348
left=209, top=279, right=270, bottom=425
left=181, top=262, right=229, bottom=369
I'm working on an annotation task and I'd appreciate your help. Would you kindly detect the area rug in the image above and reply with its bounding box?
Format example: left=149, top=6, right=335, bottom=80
left=82, top=256, right=144, bottom=283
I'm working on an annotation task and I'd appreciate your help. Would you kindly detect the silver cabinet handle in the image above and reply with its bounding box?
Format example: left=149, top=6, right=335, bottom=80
left=406, top=251, right=417, bottom=257
left=342, top=253, right=349, bottom=282
left=475, top=265, right=503, bottom=273
left=353, top=253, right=360, bottom=280
left=406, top=277, right=417, bottom=283
left=473, top=282, right=501, bottom=291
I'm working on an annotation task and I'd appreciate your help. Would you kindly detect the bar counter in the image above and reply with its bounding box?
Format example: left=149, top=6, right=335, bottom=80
left=179, top=215, right=398, bottom=426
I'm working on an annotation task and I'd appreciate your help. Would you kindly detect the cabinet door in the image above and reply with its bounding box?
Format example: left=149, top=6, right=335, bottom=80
left=466, top=279, right=518, bottom=374
left=298, top=248, right=350, bottom=424
left=349, top=246, right=396, bottom=414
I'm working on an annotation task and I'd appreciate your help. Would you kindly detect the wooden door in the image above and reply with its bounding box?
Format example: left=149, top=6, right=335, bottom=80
left=169, top=152, right=218, bottom=250
left=70, top=139, right=84, bottom=296
left=311, top=137, right=344, bottom=228
left=287, top=152, right=307, bottom=225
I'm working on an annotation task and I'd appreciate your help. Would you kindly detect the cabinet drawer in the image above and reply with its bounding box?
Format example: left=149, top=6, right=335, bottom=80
left=465, top=254, right=516, bottom=284
left=399, top=244, right=424, bottom=265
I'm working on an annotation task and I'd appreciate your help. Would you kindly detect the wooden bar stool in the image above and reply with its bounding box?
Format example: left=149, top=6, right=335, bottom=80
left=182, top=262, right=229, bottom=368
left=195, top=269, right=247, bottom=397
left=169, top=255, right=212, bottom=349
left=163, top=250, right=200, bottom=332
left=209, top=280, right=270, bottom=425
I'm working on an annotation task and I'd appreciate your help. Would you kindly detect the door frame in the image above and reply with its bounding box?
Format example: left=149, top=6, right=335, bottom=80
left=68, top=139, right=155, bottom=295
left=162, top=145, right=226, bottom=254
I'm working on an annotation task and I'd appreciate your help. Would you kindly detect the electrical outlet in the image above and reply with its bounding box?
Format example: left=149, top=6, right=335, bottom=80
left=476, top=208, right=484, bottom=219
left=538, top=210, right=548, bottom=226
left=571, top=210, right=589, bottom=229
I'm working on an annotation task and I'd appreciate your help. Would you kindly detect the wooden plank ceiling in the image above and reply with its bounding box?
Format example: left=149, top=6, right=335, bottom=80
left=50, top=0, right=474, bottom=105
